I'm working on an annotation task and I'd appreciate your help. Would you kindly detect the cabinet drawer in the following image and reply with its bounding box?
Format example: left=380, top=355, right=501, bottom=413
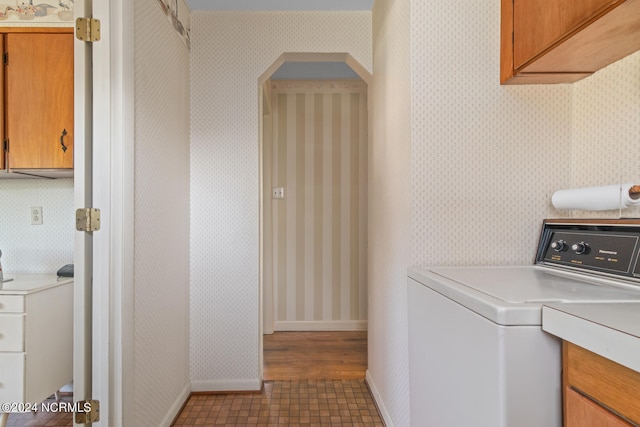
left=565, top=387, right=633, bottom=427
left=0, top=295, right=24, bottom=313
left=565, top=342, right=640, bottom=424
left=0, top=352, right=25, bottom=403
left=0, top=314, right=24, bottom=351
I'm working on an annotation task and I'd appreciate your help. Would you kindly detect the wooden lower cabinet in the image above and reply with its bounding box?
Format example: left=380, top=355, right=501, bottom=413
left=564, top=342, right=640, bottom=426
left=565, top=387, right=633, bottom=427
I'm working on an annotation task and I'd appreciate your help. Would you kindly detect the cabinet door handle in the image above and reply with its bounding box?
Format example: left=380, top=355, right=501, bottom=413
left=60, top=129, right=68, bottom=153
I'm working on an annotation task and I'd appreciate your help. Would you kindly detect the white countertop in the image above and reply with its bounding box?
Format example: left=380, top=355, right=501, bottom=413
left=542, top=302, right=640, bottom=373
left=0, top=274, right=73, bottom=295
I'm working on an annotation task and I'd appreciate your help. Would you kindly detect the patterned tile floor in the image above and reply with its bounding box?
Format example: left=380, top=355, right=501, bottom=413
left=172, top=379, right=384, bottom=426
left=4, top=380, right=383, bottom=426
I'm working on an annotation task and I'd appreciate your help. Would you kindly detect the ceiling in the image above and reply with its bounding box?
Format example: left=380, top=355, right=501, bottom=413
left=271, top=62, right=360, bottom=80
left=186, top=0, right=374, bottom=11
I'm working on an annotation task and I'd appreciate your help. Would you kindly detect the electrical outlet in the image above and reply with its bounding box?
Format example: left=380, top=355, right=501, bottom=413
left=31, top=206, right=43, bottom=225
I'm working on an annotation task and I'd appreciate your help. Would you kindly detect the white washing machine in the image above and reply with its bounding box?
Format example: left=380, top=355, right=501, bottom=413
left=407, top=219, right=640, bottom=427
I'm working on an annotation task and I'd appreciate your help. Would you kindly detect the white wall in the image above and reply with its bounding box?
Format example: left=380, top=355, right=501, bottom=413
left=368, top=0, right=412, bottom=426
left=133, top=0, right=191, bottom=425
left=190, top=11, right=371, bottom=389
left=570, top=50, right=640, bottom=218
left=410, top=1, right=573, bottom=268
left=0, top=179, right=74, bottom=273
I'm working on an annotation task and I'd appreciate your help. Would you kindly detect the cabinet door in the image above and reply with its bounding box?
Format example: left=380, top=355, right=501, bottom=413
left=566, top=387, right=633, bottom=427
left=5, top=32, right=73, bottom=169
left=513, top=0, right=623, bottom=69
left=0, top=34, right=4, bottom=170
left=0, top=353, right=25, bottom=403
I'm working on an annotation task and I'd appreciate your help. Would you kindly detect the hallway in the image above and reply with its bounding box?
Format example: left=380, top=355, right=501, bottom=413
left=172, top=331, right=382, bottom=426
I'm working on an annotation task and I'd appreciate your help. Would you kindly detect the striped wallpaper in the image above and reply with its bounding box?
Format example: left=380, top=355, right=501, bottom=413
left=265, top=79, right=368, bottom=330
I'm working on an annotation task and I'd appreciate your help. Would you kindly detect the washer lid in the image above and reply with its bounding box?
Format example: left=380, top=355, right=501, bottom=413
left=408, top=266, right=640, bottom=326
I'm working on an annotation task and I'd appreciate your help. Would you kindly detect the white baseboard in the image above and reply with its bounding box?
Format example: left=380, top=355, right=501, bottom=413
left=160, top=382, right=191, bottom=427
left=366, top=370, right=395, bottom=427
left=191, top=379, right=262, bottom=392
left=274, top=320, right=367, bottom=331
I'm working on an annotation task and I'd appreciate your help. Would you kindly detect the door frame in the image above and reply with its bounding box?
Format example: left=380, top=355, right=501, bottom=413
left=258, top=52, right=371, bottom=341
left=74, top=0, right=134, bottom=425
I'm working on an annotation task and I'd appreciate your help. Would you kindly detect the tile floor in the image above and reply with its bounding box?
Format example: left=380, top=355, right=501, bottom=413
left=172, top=379, right=384, bottom=426
left=5, top=333, right=383, bottom=426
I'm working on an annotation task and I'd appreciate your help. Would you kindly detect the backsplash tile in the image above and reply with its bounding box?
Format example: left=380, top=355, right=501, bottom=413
left=0, top=178, right=74, bottom=273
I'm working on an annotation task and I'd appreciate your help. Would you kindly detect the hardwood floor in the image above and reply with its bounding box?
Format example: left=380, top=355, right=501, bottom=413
left=263, top=331, right=368, bottom=380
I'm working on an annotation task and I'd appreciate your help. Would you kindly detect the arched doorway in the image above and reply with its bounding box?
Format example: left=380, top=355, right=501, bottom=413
left=258, top=53, right=371, bottom=378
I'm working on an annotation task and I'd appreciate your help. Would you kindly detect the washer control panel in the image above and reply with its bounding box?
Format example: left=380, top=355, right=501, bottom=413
left=537, top=220, right=640, bottom=281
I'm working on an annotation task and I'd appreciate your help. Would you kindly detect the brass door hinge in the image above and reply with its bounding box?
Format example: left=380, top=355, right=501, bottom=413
left=76, top=18, right=101, bottom=42
left=76, top=208, right=101, bottom=232
left=74, top=400, right=100, bottom=424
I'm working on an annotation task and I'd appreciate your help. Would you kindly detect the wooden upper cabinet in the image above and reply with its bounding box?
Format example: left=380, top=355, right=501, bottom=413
left=5, top=31, right=73, bottom=169
left=501, top=0, right=640, bottom=84
left=0, top=35, right=4, bottom=171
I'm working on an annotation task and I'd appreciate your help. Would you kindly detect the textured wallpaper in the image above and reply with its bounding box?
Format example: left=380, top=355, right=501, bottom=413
left=410, top=0, right=573, bottom=267
left=190, top=11, right=371, bottom=389
left=369, top=0, right=412, bottom=425
left=570, top=51, right=640, bottom=219
left=134, top=0, right=191, bottom=425
left=268, top=82, right=368, bottom=328
left=0, top=179, right=74, bottom=274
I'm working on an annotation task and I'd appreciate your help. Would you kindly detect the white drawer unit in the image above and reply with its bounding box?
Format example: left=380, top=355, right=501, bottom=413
left=0, top=315, right=24, bottom=351
left=0, top=276, right=73, bottom=412
left=0, top=296, right=24, bottom=313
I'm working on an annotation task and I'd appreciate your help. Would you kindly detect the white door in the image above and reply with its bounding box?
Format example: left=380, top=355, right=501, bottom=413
left=74, top=1, right=133, bottom=425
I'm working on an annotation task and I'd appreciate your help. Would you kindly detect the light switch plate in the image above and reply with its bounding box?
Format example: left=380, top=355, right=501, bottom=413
left=272, top=187, right=284, bottom=199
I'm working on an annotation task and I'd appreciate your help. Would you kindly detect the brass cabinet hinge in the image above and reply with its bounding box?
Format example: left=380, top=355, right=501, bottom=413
left=76, top=18, right=101, bottom=42
left=76, top=208, right=101, bottom=232
left=74, top=400, right=100, bottom=424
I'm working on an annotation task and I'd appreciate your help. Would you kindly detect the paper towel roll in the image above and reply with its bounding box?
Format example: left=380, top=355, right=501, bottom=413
left=551, top=183, right=640, bottom=211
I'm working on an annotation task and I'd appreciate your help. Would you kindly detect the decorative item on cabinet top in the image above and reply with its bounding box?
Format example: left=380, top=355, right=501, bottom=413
left=501, top=0, right=640, bottom=84
left=0, top=1, right=74, bottom=24
left=155, top=0, right=191, bottom=50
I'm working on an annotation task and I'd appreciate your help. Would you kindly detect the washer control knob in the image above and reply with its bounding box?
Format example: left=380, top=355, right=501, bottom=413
left=551, top=240, right=566, bottom=252
left=571, top=242, right=589, bottom=254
